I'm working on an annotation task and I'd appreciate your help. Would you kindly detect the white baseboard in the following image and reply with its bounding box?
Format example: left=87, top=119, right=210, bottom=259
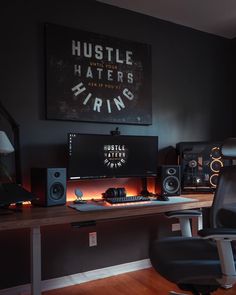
left=1, top=259, right=151, bottom=295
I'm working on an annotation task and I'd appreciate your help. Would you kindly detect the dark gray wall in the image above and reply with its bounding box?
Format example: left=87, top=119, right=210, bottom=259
left=0, top=0, right=233, bottom=289
left=232, top=37, right=236, bottom=135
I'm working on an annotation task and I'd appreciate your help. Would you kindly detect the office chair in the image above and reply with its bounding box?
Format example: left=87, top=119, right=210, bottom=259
left=150, top=138, right=236, bottom=295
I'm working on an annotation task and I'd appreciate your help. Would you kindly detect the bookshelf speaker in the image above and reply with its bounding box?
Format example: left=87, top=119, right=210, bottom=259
left=156, top=165, right=181, bottom=196
left=31, top=168, right=66, bottom=207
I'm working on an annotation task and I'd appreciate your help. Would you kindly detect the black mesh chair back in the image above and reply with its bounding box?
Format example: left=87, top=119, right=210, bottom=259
left=211, top=138, right=236, bottom=228
left=211, top=166, right=236, bottom=228
left=150, top=138, right=236, bottom=295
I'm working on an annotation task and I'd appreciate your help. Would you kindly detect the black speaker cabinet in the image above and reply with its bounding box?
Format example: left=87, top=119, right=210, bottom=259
left=176, top=142, right=231, bottom=192
left=156, top=165, right=181, bottom=196
left=31, top=168, right=66, bottom=207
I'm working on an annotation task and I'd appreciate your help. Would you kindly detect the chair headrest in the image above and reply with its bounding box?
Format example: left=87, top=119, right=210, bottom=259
left=221, top=138, right=236, bottom=158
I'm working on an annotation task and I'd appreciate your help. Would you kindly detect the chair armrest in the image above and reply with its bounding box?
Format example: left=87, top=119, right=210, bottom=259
left=199, top=228, right=236, bottom=288
left=198, top=228, right=236, bottom=240
left=165, top=210, right=202, bottom=237
left=165, top=210, right=202, bottom=218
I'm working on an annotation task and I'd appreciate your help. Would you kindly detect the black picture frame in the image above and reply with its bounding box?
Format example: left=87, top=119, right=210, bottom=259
left=45, top=23, right=152, bottom=125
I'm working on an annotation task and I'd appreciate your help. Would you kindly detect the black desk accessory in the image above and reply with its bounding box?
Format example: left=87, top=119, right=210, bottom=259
left=73, top=188, right=87, bottom=204
left=110, top=127, right=120, bottom=136
left=0, top=182, right=36, bottom=207
left=155, top=194, right=169, bottom=201
left=140, top=177, right=153, bottom=197
left=103, top=187, right=127, bottom=199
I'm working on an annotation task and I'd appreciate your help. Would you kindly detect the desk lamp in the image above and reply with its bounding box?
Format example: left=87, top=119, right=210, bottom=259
left=0, top=102, right=35, bottom=209
left=0, top=131, right=14, bottom=182
left=0, top=131, right=14, bottom=153
left=0, top=101, right=21, bottom=184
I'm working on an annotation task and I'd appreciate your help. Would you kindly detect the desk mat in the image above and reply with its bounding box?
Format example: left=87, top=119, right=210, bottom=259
left=69, top=197, right=197, bottom=212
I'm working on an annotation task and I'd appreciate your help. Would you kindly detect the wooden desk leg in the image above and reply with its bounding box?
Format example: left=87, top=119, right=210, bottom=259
left=30, top=226, right=41, bottom=295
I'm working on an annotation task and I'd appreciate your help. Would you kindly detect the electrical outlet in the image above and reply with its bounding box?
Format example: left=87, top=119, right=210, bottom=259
left=89, top=232, right=97, bottom=247
left=172, top=223, right=181, bottom=231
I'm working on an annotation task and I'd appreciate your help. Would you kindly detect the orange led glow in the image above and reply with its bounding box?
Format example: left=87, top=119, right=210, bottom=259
left=105, top=200, right=151, bottom=207
left=67, top=177, right=156, bottom=201
left=22, top=176, right=156, bottom=203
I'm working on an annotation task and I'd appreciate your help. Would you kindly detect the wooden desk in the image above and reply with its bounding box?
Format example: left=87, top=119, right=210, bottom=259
left=0, top=194, right=213, bottom=295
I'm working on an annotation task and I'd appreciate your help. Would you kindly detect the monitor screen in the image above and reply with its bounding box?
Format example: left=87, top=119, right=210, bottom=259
left=68, top=133, right=158, bottom=180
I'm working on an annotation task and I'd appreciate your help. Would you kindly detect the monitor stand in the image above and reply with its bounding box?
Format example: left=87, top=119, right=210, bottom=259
left=140, top=177, right=152, bottom=197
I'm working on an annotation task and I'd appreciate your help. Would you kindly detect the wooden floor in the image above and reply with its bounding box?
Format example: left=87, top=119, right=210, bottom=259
left=43, top=268, right=236, bottom=295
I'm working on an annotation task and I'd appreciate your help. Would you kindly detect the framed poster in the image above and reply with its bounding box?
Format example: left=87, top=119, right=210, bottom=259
left=45, top=23, right=152, bottom=125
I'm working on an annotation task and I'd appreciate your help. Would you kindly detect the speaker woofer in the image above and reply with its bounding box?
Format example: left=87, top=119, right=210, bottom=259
left=163, top=176, right=180, bottom=194
left=50, top=182, right=65, bottom=200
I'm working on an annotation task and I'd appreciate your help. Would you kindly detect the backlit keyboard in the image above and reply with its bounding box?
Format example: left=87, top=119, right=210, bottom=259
left=105, top=196, right=151, bottom=205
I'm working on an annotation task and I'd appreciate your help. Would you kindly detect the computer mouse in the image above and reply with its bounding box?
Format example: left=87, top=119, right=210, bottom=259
left=156, top=194, right=169, bottom=201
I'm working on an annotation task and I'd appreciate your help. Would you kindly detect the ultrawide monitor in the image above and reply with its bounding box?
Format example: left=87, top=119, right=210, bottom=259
left=68, top=133, right=158, bottom=180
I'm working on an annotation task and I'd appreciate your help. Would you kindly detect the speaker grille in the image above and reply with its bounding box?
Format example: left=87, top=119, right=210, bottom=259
left=156, top=165, right=181, bottom=196
left=163, top=176, right=180, bottom=194
left=50, top=182, right=65, bottom=200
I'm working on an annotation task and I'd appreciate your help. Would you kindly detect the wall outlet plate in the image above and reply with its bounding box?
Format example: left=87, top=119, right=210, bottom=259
left=172, top=223, right=181, bottom=231
left=89, top=232, right=97, bottom=247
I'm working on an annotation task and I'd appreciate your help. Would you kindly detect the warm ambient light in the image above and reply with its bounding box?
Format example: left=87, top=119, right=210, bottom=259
left=105, top=200, right=151, bottom=207
left=66, top=177, right=156, bottom=202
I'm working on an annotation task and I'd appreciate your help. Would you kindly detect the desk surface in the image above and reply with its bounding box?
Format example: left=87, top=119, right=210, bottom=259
left=0, top=194, right=213, bottom=231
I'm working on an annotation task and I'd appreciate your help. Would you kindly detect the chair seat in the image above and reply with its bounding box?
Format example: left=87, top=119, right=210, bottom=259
left=150, top=237, right=234, bottom=286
